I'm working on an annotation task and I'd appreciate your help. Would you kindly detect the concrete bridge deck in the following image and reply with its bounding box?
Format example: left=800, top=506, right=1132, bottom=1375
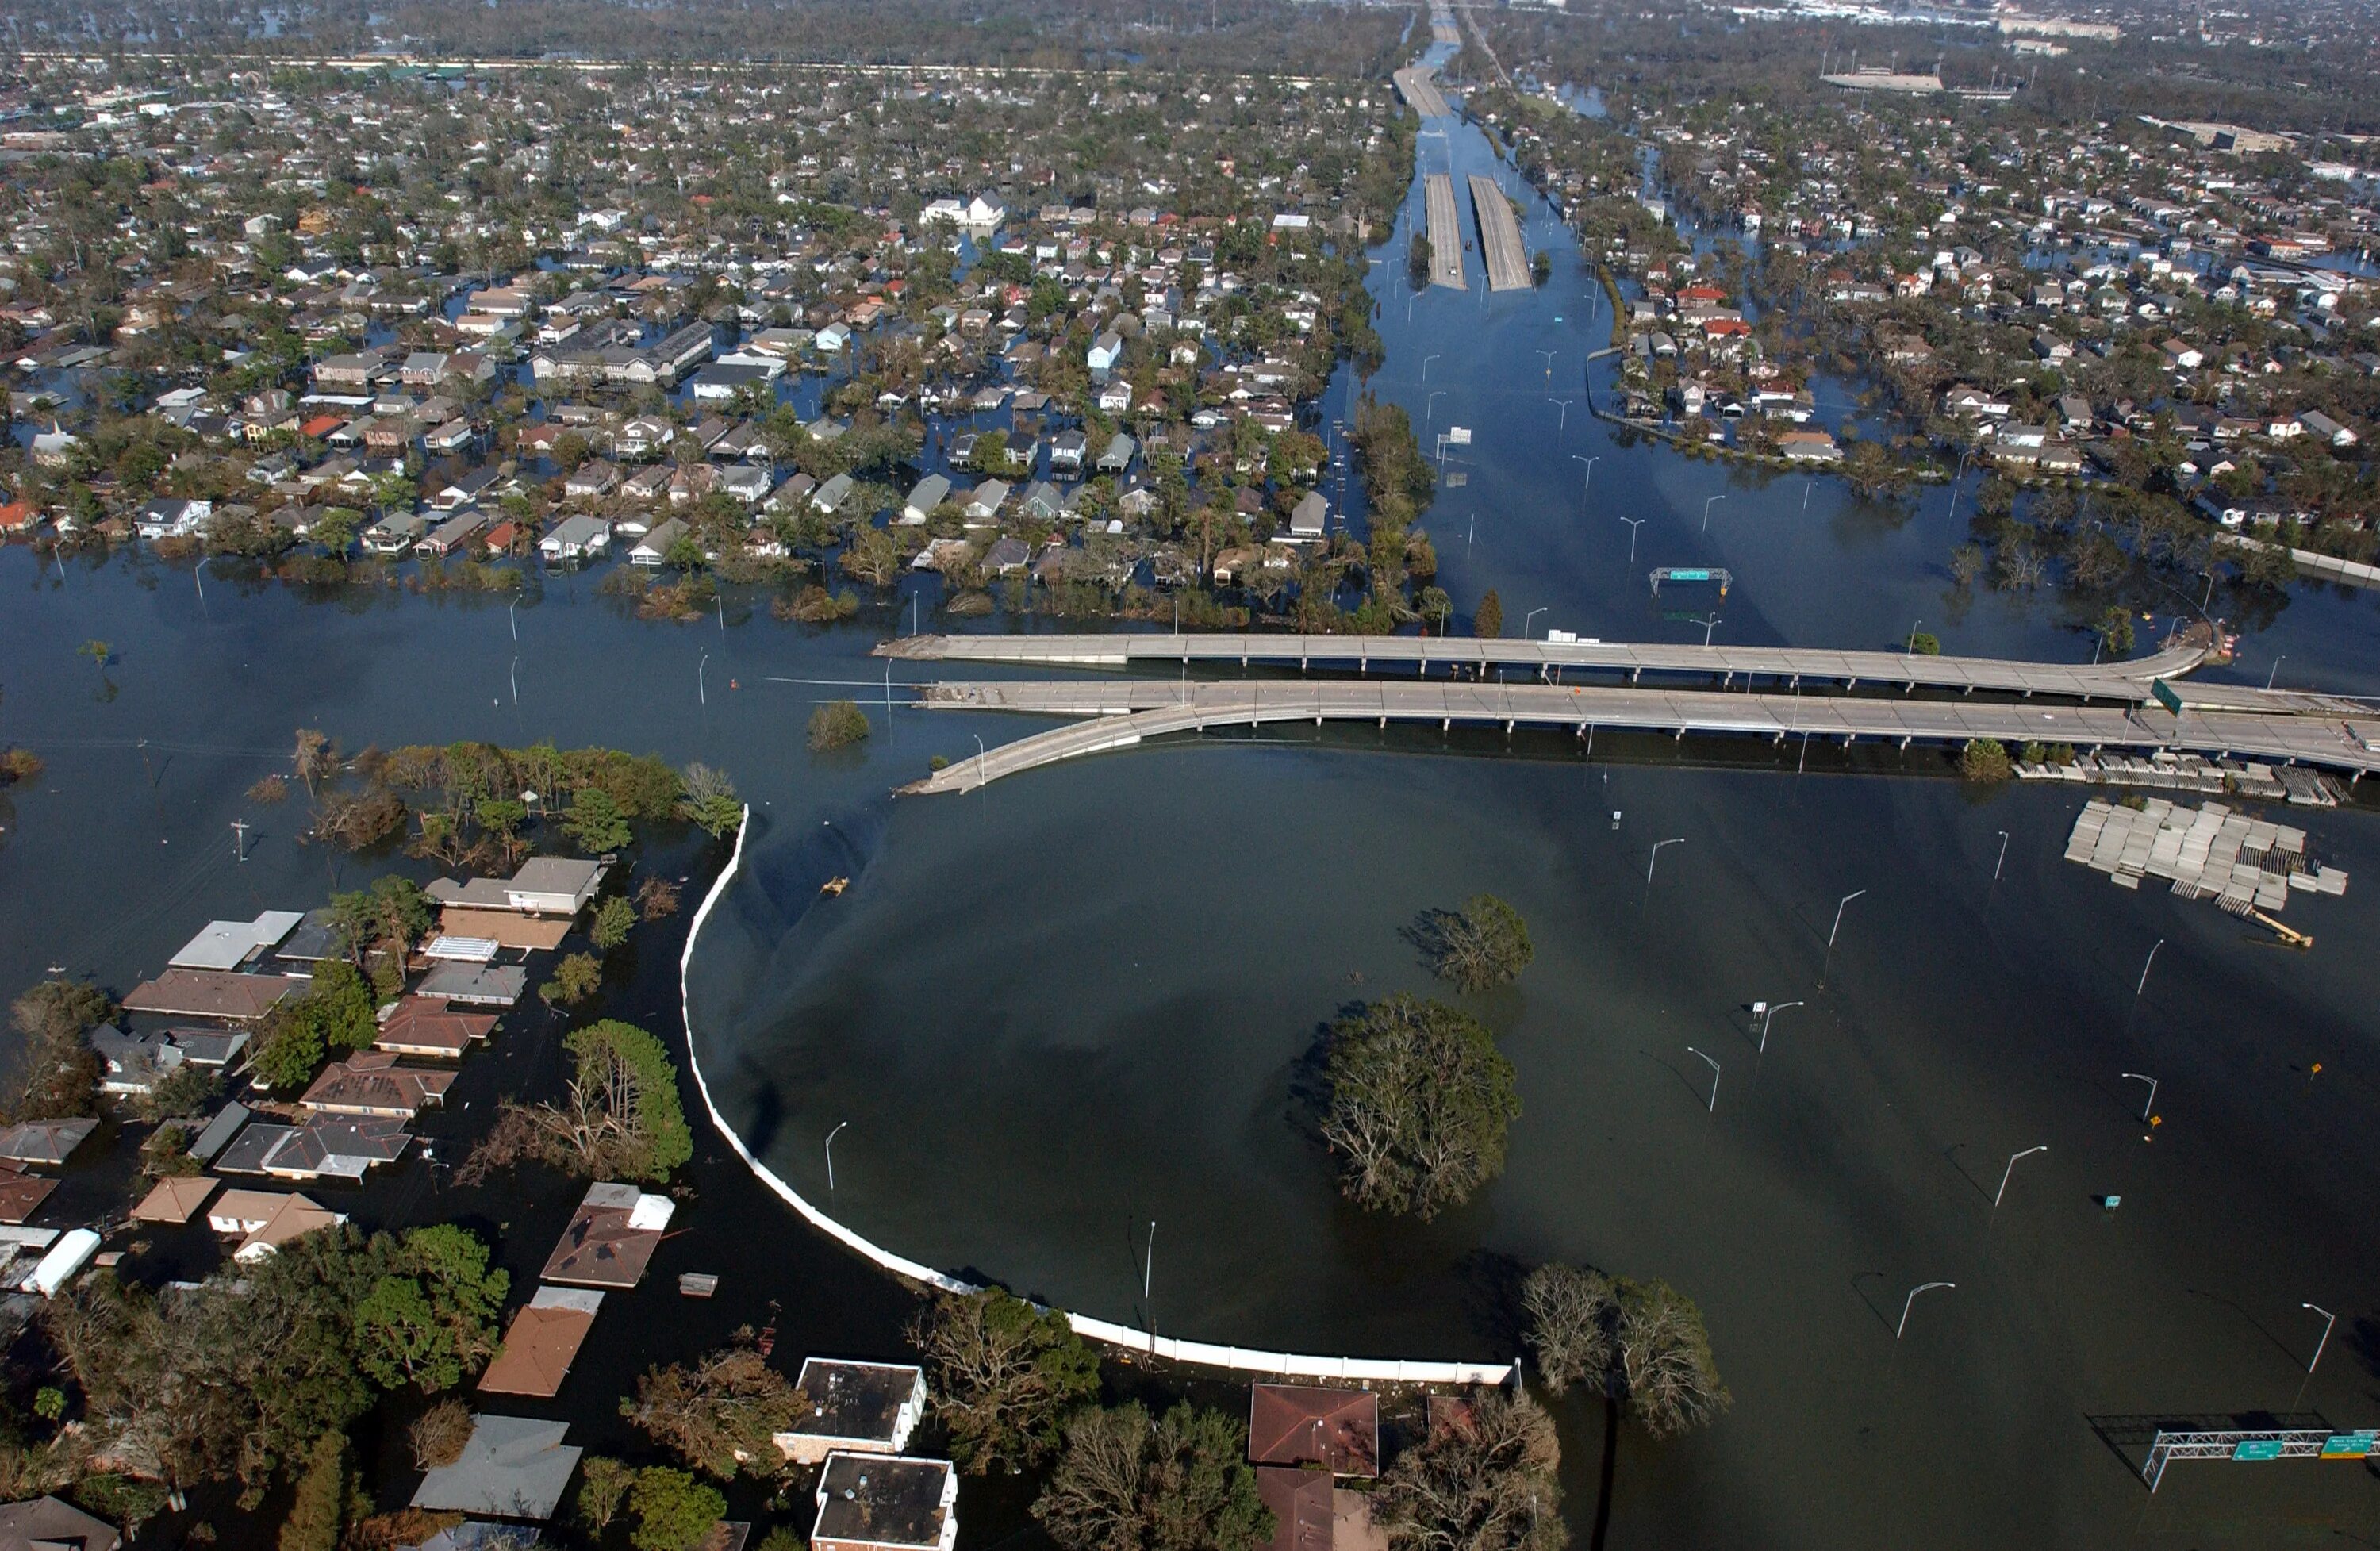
left=898, top=679, right=2380, bottom=795
left=1422, top=173, right=1467, bottom=290
left=1468, top=173, right=1533, bottom=291
left=880, top=632, right=2225, bottom=703
left=1393, top=66, right=1451, bottom=118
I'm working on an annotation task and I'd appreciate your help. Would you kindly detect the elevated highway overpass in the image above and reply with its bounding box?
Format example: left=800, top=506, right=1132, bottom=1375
left=880, top=631, right=2233, bottom=704
left=896, top=678, right=2380, bottom=795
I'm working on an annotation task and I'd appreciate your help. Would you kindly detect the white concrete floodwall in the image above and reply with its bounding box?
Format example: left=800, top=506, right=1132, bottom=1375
left=679, top=806, right=1514, bottom=1388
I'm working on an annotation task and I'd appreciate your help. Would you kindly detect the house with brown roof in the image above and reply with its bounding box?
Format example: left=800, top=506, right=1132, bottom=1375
left=540, top=1181, right=676, bottom=1288
left=478, top=1287, right=605, bottom=1398
left=300, top=1051, right=455, bottom=1119
left=121, top=969, right=300, bottom=1023
left=374, top=998, right=499, bottom=1059
left=1247, top=1386, right=1380, bottom=1478
left=130, top=1174, right=219, bottom=1224
left=207, top=1189, right=345, bottom=1261
left=0, top=1166, right=57, bottom=1225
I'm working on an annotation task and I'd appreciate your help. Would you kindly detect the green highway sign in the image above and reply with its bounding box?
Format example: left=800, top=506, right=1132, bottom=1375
left=2152, top=678, right=2184, bottom=715
left=2322, top=1433, right=2376, bottom=1459
left=2233, top=1439, right=2286, bottom=1461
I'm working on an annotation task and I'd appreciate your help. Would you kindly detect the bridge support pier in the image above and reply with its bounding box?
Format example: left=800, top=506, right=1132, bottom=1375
left=1505, top=720, right=1514, bottom=737
left=1675, top=727, right=1686, bottom=742
left=1441, top=718, right=1451, bottom=733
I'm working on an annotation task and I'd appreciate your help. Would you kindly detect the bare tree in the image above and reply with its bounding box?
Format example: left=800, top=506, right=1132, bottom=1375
left=293, top=728, right=335, bottom=797
left=1373, top=1391, right=1566, bottom=1551
left=1320, top=996, right=1518, bottom=1220
left=1615, top=1280, right=1731, bottom=1440
left=1520, top=1263, right=1615, bottom=1398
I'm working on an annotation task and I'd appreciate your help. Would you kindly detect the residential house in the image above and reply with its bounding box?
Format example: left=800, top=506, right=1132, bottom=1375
left=411, top=1416, right=583, bottom=1521
left=300, top=1051, right=455, bottom=1119
left=539, top=515, right=612, bottom=562
left=1247, top=1386, right=1380, bottom=1478
left=630, top=516, right=692, bottom=566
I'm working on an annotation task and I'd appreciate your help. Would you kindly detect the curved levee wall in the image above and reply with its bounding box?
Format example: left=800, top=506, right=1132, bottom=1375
left=679, top=805, right=1515, bottom=1388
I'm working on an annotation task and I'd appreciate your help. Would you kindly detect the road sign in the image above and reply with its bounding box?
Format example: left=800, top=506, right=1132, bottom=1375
left=2152, top=678, right=2183, bottom=715
left=1445, top=426, right=1472, bottom=446
left=2232, top=1439, right=2285, bottom=1461
left=2322, top=1432, right=2376, bottom=1459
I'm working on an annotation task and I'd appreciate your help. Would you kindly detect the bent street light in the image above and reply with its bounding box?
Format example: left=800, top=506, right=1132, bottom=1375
left=1898, top=1281, right=1954, bottom=1340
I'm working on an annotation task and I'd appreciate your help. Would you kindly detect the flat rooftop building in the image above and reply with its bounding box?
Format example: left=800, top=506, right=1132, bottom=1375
left=810, top=1453, right=957, bottom=1551
left=776, top=1360, right=927, bottom=1465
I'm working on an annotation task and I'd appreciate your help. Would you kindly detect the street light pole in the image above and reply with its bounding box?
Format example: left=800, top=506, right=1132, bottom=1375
left=824, top=1120, right=850, bottom=1191
left=1829, top=889, right=1867, bottom=947
left=1535, top=348, right=1557, bottom=379
left=1619, top=513, right=1644, bottom=561
left=2137, top=937, right=2163, bottom=998
left=1426, top=390, right=1445, bottom=428
left=973, top=734, right=988, bottom=794
left=1687, top=1046, right=1720, bottom=1112
left=1994, top=1144, right=2048, bottom=1209
left=2121, top=1072, right=2158, bottom=1122
left=2304, top=1303, right=2336, bottom=1374
left=1759, top=1000, right=1804, bottom=1054
left=1898, top=1281, right=1955, bottom=1340
left=1550, top=397, right=1572, bottom=431
left=1422, top=353, right=1441, bottom=382
left=509, top=598, right=518, bottom=640
left=1702, top=493, right=1726, bottom=532
left=1526, top=606, right=1547, bottom=638
left=1144, top=1220, right=1157, bottom=1300
left=1906, top=618, right=1922, bottom=655
left=2266, top=655, right=2285, bottom=691
left=1648, top=836, right=1686, bottom=884
left=698, top=652, right=708, bottom=706
left=1994, top=829, right=2009, bottom=881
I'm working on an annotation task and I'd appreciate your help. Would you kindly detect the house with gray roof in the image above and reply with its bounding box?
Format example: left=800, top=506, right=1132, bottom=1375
left=412, top=1416, right=583, bottom=1521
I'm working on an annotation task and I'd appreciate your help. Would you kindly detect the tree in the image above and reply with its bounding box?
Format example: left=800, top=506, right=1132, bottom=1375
left=278, top=1430, right=349, bottom=1551
left=1522, top=1262, right=1617, bottom=1398
left=1034, top=1403, right=1273, bottom=1551
left=409, top=1398, right=474, bottom=1470
left=250, top=960, right=374, bottom=1091
left=624, top=1346, right=809, bottom=1480
left=566, top=788, right=634, bottom=853
left=628, top=1468, right=725, bottom=1551
left=354, top=1277, right=448, bottom=1392
left=462, top=1020, right=691, bottom=1184
left=1413, top=894, right=1534, bottom=992
left=1907, top=631, right=1941, bottom=655
left=342, top=1225, right=507, bottom=1395
left=578, top=1457, right=635, bottom=1534
left=79, top=639, right=112, bottom=671
left=909, top=1288, right=1101, bottom=1472
left=1960, top=737, right=2013, bottom=783
left=292, top=729, right=335, bottom=797
left=2094, top=605, right=2135, bottom=658
left=330, top=877, right=432, bottom=971
left=6, top=979, right=110, bottom=1122
left=592, top=896, right=637, bottom=952
left=808, top=701, right=871, bottom=751
left=1615, top=1279, right=1729, bottom=1438
left=542, top=952, right=603, bottom=1006
left=1372, top=1392, right=1564, bottom=1551
left=1320, top=995, right=1518, bottom=1220
left=1474, top=589, right=1504, bottom=639
left=678, top=762, right=743, bottom=838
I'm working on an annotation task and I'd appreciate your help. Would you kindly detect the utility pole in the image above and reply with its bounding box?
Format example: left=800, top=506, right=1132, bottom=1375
left=231, top=819, right=250, bottom=862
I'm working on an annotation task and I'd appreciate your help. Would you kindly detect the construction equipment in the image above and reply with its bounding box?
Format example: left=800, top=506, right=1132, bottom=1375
left=2248, top=908, right=2313, bottom=949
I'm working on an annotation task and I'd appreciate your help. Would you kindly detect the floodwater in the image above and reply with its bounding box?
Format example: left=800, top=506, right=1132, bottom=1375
left=9, top=64, right=2380, bottom=1551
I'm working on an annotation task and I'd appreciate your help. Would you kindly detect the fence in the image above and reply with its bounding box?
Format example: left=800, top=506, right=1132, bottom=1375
left=678, top=807, right=1516, bottom=1388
